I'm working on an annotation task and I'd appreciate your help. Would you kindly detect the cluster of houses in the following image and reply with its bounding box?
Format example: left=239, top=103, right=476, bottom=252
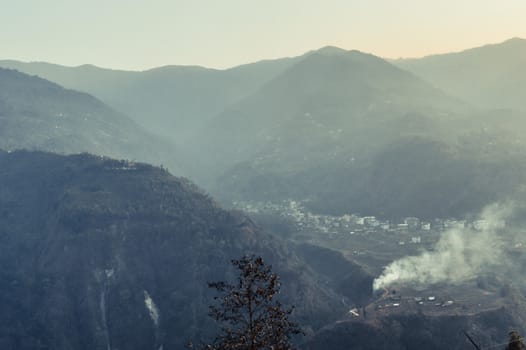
left=235, top=200, right=502, bottom=238
left=375, top=296, right=456, bottom=312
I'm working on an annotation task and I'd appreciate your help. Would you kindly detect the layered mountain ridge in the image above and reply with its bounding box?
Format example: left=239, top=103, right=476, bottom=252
left=4, top=40, right=524, bottom=218
left=0, top=56, right=300, bottom=141
left=1, top=38, right=526, bottom=349
left=395, top=37, right=526, bottom=111
left=0, top=67, right=178, bottom=171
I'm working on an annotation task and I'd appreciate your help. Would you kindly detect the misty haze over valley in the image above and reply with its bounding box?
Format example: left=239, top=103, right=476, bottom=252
left=1, top=2, right=526, bottom=348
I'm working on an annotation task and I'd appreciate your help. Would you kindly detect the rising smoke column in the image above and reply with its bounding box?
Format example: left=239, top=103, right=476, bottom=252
left=373, top=203, right=512, bottom=291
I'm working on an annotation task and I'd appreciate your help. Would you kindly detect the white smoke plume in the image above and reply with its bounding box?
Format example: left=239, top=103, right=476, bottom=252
left=373, top=202, right=513, bottom=291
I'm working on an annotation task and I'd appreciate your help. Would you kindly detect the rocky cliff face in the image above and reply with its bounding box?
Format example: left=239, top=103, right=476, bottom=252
left=0, top=151, right=373, bottom=350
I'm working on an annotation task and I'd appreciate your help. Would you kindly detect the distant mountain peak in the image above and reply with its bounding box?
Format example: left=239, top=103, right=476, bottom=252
left=301, top=47, right=399, bottom=73
left=467, top=36, right=526, bottom=54
left=504, top=36, right=525, bottom=42
left=315, top=45, right=348, bottom=55
left=75, top=63, right=100, bottom=70
left=501, top=37, right=526, bottom=46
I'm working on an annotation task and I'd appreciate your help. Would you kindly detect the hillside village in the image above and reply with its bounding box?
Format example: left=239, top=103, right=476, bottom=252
left=236, top=199, right=522, bottom=321
left=235, top=199, right=499, bottom=240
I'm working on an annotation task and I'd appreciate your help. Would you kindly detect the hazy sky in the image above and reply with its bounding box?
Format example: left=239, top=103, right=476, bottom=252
left=1, top=0, right=525, bottom=70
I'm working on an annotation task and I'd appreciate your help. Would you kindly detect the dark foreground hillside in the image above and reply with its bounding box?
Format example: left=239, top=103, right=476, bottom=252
left=0, top=150, right=375, bottom=350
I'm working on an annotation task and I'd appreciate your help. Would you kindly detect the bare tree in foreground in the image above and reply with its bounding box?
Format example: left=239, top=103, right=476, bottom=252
left=197, top=255, right=303, bottom=350
left=506, top=331, right=526, bottom=350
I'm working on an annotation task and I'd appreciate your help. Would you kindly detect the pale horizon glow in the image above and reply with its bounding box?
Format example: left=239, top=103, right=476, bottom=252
left=1, top=0, right=525, bottom=71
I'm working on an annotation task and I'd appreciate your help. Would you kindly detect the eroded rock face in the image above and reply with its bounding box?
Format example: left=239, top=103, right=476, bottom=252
left=0, top=151, right=363, bottom=350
